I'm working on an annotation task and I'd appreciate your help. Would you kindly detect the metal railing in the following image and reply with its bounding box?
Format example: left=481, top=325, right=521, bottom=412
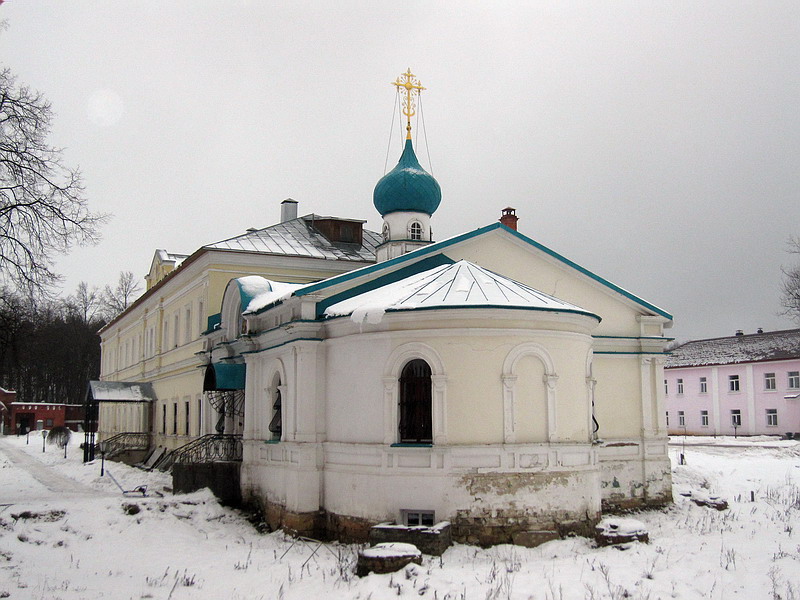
left=97, top=432, right=151, bottom=458
left=171, top=434, right=243, bottom=465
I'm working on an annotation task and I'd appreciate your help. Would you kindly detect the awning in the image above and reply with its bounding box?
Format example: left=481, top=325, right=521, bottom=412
left=203, top=363, right=246, bottom=391
left=86, top=381, right=157, bottom=403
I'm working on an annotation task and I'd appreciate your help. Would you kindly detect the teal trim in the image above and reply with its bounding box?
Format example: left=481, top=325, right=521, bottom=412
left=390, top=443, right=433, bottom=448
left=316, top=255, right=455, bottom=317
left=264, top=440, right=280, bottom=445
left=299, top=222, right=672, bottom=320
left=241, top=337, right=323, bottom=355
left=203, top=313, right=221, bottom=335
left=212, top=363, right=246, bottom=390
left=329, top=304, right=601, bottom=321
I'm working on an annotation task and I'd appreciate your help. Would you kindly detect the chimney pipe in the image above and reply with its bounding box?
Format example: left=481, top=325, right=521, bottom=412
left=499, top=207, right=518, bottom=231
left=757, top=327, right=763, bottom=334
left=280, top=198, right=298, bottom=223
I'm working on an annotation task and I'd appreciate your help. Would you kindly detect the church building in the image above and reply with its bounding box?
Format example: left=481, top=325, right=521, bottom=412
left=199, top=70, right=674, bottom=545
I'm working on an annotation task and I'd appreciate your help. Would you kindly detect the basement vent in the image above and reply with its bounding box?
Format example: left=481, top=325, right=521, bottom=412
left=402, top=509, right=435, bottom=527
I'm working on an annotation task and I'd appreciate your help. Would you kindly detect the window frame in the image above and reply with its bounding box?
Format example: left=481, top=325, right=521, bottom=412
left=766, top=408, right=778, bottom=427
left=730, top=409, right=742, bottom=427
left=678, top=410, right=685, bottom=427
left=788, top=371, right=800, bottom=389
left=728, top=374, right=740, bottom=392
left=764, top=372, right=776, bottom=391
left=700, top=410, right=709, bottom=427
left=677, top=379, right=684, bottom=395
left=699, top=376, right=707, bottom=394
left=409, top=221, right=423, bottom=241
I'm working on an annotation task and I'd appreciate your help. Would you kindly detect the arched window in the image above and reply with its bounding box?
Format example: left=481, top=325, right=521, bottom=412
left=409, top=221, right=423, bottom=241
left=399, top=359, right=432, bottom=443
left=268, top=374, right=282, bottom=441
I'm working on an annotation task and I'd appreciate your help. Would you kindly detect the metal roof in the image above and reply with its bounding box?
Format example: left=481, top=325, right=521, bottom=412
left=325, top=260, right=600, bottom=324
left=665, top=328, right=800, bottom=368
left=87, top=381, right=157, bottom=403
left=203, top=214, right=380, bottom=262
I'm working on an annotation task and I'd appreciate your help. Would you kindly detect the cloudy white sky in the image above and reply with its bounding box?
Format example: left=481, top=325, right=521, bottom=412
left=2, top=2, right=799, bottom=341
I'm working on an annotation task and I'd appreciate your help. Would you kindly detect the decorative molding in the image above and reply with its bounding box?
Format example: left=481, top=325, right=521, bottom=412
left=502, top=342, right=558, bottom=442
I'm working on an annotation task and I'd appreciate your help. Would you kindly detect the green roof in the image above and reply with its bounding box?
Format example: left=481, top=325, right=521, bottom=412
left=373, top=139, right=441, bottom=216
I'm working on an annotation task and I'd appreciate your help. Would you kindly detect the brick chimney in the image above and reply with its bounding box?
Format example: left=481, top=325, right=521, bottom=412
left=499, top=207, right=518, bottom=231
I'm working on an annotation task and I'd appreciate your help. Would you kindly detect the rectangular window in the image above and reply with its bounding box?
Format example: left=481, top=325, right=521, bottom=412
left=173, top=314, right=180, bottom=348
left=664, top=379, right=668, bottom=395
left=198, top=301, right=205, bottom=333
left=678, top=411, right=685, bottom=427
left=764, top=373, right=776, bottom=390
left=402, top=510, right=435, bottom=527
left=731, top=409, right=742, bottom=427
left=700, top=410, right=709, bottom=427
left=789, top=371, right=800, bottom=389
left=172, top=403, right=178, bottom=435
left=766, top=409, right=778, bottom=427
left=46, top=418, right=53, bottom=427
left=184, top=400, right=190, bottom=435
left=665, top=412, right=669, bottom=427
left=197, top=397, right=202, bottom=436
left=699, top=377, right=707, bottom=394
left=677, top=379, right=684, bottom=395
left=162, top=405, right=167, bottom=435
left=184, top=308, right=192, bottom=344
left=729, top=375, right=740, bottom=392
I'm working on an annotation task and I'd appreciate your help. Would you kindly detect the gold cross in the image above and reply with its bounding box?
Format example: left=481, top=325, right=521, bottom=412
left=392, top=68, right=425, bottom=140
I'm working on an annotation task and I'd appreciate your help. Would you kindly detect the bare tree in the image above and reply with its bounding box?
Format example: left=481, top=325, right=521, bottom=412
left=0, top=67, right=106, bottom=293
left=66, top=281, right=103, bottom=324
left=101, top=270, right=142, bottom=319
left=780, top=236, right=800, bottom=323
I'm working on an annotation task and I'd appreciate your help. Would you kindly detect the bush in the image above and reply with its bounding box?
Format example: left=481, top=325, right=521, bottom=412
left=46, top=426, right=71, bottom=449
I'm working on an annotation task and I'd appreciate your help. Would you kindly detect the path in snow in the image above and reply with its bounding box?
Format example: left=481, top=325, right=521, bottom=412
left=0, top=437, right=101, bottom=499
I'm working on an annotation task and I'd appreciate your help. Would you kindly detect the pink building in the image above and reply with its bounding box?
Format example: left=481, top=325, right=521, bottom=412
left=665, top=328, right=800, bottom=437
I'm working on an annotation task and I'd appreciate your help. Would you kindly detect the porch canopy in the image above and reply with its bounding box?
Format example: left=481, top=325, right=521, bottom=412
left=203, top=363, right=246, bottom=391
left=86, top=381, right=157, bottom=403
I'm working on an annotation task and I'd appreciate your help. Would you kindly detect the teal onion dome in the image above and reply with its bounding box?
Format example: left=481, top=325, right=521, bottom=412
left=373, top=139, right=442, bottom=217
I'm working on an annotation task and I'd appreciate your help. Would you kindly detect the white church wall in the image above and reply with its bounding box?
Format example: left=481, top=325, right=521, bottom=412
left=445, top=232, right=658, bottom=337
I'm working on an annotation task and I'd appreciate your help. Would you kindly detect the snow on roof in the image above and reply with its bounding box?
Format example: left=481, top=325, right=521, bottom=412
left=666, top=328, right=800, bottom=368
left=87, top=381, right=157, bottom=402
left=324, top=260, right=598, bottom=325
left=243, top=280, right=305, bottom=314
left=203, top=214, right=380, bottom=262
left=155, top=249, right=188, bottom=265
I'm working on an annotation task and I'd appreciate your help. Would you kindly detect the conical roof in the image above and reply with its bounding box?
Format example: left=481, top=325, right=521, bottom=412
left=373, top=139, right=441, bottom=216
left=324, top=260, right=600, bottom=324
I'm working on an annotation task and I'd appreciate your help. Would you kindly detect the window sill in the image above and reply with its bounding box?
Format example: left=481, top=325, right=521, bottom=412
left=264, top=439, right=281, bottom=444
left=391, top=443, right=433, bottom=448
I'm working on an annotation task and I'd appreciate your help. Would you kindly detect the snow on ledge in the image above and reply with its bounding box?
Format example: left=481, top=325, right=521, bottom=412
left=361, top=542, right=422, bottom=559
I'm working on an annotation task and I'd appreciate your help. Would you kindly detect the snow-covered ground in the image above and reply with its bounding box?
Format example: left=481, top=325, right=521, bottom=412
left=1, top=434, right=798, bottom=599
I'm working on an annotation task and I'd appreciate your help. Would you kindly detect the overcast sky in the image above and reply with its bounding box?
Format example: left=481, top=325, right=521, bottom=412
left=2, top=2, right=799, bottom=341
